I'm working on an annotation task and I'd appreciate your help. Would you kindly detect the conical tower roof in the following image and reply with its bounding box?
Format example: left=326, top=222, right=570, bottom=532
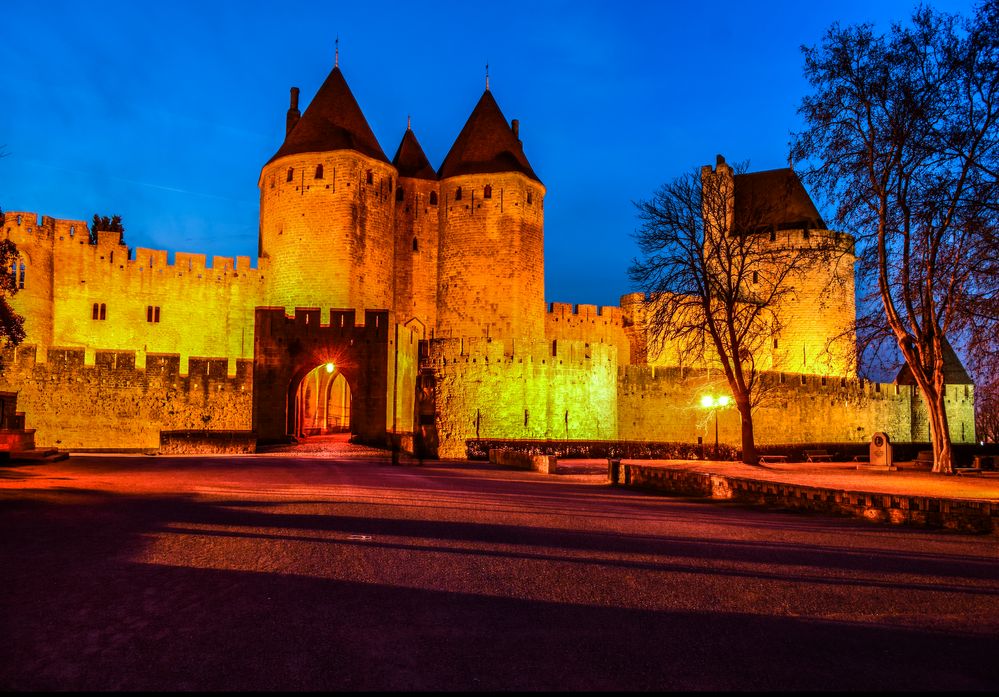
left=438, top=89, right=540, bottom=182
left=392, top=127, right=437, bottom=180
left=268, top=66, right=388, bottom=164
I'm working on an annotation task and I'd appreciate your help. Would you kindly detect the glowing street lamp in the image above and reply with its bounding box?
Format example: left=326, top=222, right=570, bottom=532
left=700, top=394, right=731, bottom=460
left=325, top=362, right=335, bottom=374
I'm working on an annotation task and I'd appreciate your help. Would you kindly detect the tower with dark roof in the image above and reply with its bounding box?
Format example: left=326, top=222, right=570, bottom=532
left=258, top=65, right=398, bottom=314
left=435, top=88, right=546, bottom=340
left=701, top=157, right=858, bottom=376
left=392, top=124, right=441, bottom=333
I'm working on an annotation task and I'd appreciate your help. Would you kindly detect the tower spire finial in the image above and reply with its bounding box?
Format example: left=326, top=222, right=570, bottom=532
left=485, top=62, right=490, bottom=91
left=335, top=35, right=339, bottom=68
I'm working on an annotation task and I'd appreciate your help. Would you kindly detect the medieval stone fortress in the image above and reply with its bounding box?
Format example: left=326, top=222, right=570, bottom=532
left=0, top=62, right=977, bottom=457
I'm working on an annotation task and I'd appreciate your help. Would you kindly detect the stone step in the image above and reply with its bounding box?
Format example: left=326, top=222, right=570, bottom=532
left=7, top=449, right=69, bottom=463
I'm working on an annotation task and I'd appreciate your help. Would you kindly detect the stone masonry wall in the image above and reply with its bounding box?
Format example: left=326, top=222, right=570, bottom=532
left=259, top=151, right=396, bottom=314
left=393, top=176, right=440, bottom=333
left=0, top=345, right=252, bottom=450
left=436, top=172, right=546, bottom=340
left=618, top=366, right=916, bottom=446
left=544, top=302, right=631, bottom=365
left=428, top=337, right=617, bottom=458
left=3, top=211, right=266, bottom=371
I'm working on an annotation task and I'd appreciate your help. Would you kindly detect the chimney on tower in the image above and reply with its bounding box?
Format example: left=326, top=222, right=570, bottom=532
left=511, top=118, right=520, bottom=142
left=286, top=87, right=301, bottom=136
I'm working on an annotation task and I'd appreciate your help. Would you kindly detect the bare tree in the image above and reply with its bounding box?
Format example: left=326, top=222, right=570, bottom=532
left=792, top=2, right=999, bottom=474
left=629, top=159, right=838, bottom=465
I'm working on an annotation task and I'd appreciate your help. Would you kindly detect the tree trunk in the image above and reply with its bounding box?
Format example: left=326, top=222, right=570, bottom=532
left=737, top=398, right=758, bottom=465
left=927, top=386, right=955, bottom=474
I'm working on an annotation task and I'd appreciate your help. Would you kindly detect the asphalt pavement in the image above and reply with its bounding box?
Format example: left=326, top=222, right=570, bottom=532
left=1, top=451, right=997, bottom=690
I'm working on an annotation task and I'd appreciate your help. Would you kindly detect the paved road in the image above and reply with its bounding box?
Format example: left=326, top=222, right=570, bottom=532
left=1, top=453, right=997, bottom=690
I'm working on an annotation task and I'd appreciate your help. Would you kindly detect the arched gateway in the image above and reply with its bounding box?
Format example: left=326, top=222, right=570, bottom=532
left=252, top=307, right=420, bottom=447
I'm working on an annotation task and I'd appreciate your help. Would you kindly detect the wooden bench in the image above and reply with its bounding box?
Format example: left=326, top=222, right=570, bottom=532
left=759, top=455, right=788, bottom=464
left=804, top=449, right=833, bottom=462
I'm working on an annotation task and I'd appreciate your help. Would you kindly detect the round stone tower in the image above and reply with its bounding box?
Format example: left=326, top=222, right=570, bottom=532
left=435, top=89, right=546, bottom=340
left=705, top=160, right=858, bottom=377
left=391, top=124, right=440, bottom=334
left=259, top=66, right=396, bottom=314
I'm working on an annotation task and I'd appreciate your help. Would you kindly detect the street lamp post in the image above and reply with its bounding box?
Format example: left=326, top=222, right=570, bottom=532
left=700, top=394, right=731, bottom=460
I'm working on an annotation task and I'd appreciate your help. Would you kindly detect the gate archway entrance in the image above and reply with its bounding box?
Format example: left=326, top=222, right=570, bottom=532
left=253, top=307, right=418, bottom=448
left=292, top=363, right=352, bottom=437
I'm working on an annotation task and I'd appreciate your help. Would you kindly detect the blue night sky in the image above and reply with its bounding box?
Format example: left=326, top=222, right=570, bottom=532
left=0, top=0, right=976, bottom=309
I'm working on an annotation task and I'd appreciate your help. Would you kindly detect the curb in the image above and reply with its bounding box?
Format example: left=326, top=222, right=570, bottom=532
left=609, top=461, right=999, bottom=535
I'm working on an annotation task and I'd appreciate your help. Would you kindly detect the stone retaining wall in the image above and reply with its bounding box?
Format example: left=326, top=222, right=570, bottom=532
left=610, top=461, right=999, bottom=535
left=488, top=448, right=557, bottom=475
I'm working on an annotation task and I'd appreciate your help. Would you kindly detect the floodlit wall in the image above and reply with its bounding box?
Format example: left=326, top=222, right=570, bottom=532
left=3, top=211, right=265, bottom=371
left=427, top=337, right=618, bottom=458
left=0, top=345, right=252, bottom=450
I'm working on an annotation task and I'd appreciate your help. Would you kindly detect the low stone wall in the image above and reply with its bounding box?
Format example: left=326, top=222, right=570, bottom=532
left=0, top=428, right=35, bottom=452
left=489, top=448, right=557, bottom=474
left=610, top=461, right=999, bottom=535
left=159, top=430, right=257, bottom=454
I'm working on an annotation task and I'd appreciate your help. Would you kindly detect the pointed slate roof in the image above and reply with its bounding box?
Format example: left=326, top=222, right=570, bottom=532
left=733, top=168, right=826, bottom=233
left=268, top=66, right=388, bottom=164
left=392, top=127, right=437, bottom=180
left=438, top=89, right=540, bottom=182
left=895, top=338, right=974, bottom=386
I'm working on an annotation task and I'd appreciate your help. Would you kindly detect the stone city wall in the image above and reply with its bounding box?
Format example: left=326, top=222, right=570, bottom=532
left=427, top=337, right=618, bottom=458
left=3, top=211, right=265, bottom=371
left=0, top=345, right=253, bottom=450
left=617, top=366, right=919, bottom=445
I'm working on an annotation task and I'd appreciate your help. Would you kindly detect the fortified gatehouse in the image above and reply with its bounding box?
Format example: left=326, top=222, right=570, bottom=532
left=0, top=56, right=978, bottom=455
left=252, top=307, right=419, bottom=446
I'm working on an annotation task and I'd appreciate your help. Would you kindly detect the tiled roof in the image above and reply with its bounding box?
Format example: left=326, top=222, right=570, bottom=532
left=268, top=66, right=388, bottom=164
left=733, top=168, right=826, bottom=232
left=438, top=90, right=540, bottom=182
left=392, top=128, right=437, bottom=180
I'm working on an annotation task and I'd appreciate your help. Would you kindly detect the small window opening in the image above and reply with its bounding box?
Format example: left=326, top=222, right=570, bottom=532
left=526, top=192, right=533, bottom=205
left=287, top=168, right=294, bottom=182
left=803, top=228, right=811, bottom=240
left=412, top=237, right=418, bottom=252
left=69, top=225, right=75, bottom=237
left=821, top=376, right=827, bottom=386
left=483, top=184, right=492, bottom=199
left=16, top=215, right=22, bottom=225
left=800, top=374, right=807, bottom=385
left=315, top=164, right=324, bottom=179
left=773, top=338, right=778, bottom=349
left=92, top=303, right=99, bottom=320
left=146, top=306, right=161, bottom=323
left=752, top=270, right=759, bottom=283
left=455, top=187, right=463, bottom=201
left=429, top=191, right=438, bottom=205
left=366, top=171, right=373, bottom=185
left=769, top=228, right=776, bottom=241
left=396, top=187, right=404, bottom=202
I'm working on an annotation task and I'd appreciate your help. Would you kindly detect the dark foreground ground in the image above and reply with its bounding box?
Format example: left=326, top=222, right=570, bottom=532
left=1, top=451, right=997, bottom=691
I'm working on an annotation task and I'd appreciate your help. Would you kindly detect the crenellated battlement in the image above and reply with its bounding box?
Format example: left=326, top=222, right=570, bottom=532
left=618, top=363, right=909, bottom=397
left=546, top=302, right=625, bottom=325
left=253, top=307, right=393, bottom=338
left=5, top=344, right=254, bottom=382
left=426, top=335, right=616, bottom=368
left=3, top=210, right=267, bottom=278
